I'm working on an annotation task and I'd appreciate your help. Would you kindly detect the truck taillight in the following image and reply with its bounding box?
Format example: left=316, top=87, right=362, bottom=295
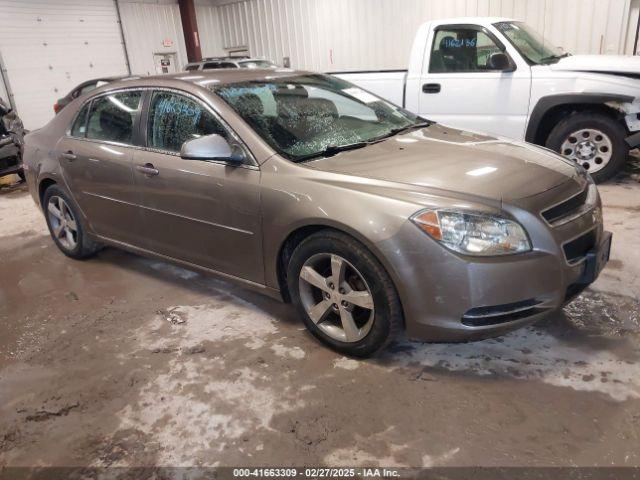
left=53, top=103, right=62, bottom=114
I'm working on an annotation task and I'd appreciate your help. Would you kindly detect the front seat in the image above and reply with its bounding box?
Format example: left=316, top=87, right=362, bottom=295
left=99, top=107, right=132, bottom=143
left=431, top=35, right=471, bottom=73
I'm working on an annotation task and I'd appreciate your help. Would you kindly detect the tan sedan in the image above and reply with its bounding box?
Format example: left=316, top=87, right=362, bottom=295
left=23, top=69, right=611, bottom=356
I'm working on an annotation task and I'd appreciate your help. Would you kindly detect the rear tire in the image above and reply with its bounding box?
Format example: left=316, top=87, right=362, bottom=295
left=546, top=112, right=627, bottom=183
left=287, top=230, right=402, bottom=357
left=42, top=184, right=101, bottom=259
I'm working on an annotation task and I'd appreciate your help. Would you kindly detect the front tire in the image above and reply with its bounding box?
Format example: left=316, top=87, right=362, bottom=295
left=546, top=112, right=628, bottom=183
left=43, top=184, right=100, bottom=259
left=287, top=230, right=402, bottom=357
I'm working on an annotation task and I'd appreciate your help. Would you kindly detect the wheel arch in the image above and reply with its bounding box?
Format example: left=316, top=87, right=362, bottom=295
left=274, top=220, right=404, bottom=312
left=38, top=176, right=57, bottom=209
left=525, top=93, right=632, bottom=146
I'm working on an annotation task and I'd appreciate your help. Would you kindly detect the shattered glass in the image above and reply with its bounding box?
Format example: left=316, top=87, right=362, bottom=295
left=148, top=92, right=228, bottom=152
left=212, top=74, right=419, bottom=161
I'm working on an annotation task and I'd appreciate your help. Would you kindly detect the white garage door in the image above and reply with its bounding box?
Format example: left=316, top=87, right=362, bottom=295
left=0, top=0, right=129, bottom=130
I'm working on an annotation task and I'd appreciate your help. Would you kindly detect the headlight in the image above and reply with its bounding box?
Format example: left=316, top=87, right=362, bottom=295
left=411, top=210, right=531, bottom=256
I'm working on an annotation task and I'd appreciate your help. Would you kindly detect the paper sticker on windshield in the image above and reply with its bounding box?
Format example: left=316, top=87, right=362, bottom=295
left=343, top=87, right=379, bottom=104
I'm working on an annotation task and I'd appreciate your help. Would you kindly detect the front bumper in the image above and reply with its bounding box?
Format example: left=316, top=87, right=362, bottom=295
left=377, top=184, right=610, bottom=342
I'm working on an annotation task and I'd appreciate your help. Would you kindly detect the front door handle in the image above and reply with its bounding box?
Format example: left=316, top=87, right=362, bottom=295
left=422, top=83, right=441, bottom=94
left=61, top=151, right=76, bottom=161
left=136, top=163, right=159, bottom=177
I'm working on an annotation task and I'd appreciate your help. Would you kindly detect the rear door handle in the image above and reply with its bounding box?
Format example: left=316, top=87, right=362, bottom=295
left=422, top=83, right=441, bottom=94
left=136, top=163, right=159, bottom=177
left=61, top=151, right=76, bottom=161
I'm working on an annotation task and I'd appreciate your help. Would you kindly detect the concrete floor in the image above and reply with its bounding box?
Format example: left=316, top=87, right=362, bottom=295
left=0, top=176, right=639, bottom=468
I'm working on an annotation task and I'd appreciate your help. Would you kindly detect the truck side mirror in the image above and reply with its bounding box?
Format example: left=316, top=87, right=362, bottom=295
left=488, top=52, right=515, bottom=72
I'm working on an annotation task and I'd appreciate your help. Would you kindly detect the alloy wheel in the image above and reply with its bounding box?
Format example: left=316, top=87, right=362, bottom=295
left=560, top=128, right=613, bottom=173
left=47, top=196, right=78, bottom=251
left=298, top=253, right=375, bottom=343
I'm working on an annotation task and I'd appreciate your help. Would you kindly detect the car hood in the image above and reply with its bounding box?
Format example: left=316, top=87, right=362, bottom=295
left=549, top=55, right=640, bottom=75
left=306, top=124, right=580, bottom=203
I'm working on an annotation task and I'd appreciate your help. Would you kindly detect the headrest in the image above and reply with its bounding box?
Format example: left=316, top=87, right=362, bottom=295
left=99, top=107, right=131, bottom=141
left=234, top=93, right=264, bottom=118
left=277, top=96, right=338, bottom=120
left=439, top=35, right=458, bottom=53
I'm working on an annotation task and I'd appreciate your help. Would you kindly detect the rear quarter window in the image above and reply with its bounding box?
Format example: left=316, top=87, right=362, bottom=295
left=70, top=103, right=90, bottom=137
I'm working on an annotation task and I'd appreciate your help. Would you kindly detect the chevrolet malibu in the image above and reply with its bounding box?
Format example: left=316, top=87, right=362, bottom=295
left=23, top=70, right=612, bottom=357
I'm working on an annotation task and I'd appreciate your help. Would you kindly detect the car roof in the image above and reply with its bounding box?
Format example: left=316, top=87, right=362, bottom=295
left=202, top=55, right=249, bottom=61
left=76, top=75, right=130, bottom=88
left=187, top=57, right=274, bottom=65
left=94, top=68, right=312, bottom=93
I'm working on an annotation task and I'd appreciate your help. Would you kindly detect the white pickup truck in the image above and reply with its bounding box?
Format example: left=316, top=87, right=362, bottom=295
left=335, top=17, right=640, bottom=182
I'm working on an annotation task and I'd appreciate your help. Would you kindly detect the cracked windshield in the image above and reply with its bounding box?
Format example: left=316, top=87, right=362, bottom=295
left=212, top=74, right=422, bottom=161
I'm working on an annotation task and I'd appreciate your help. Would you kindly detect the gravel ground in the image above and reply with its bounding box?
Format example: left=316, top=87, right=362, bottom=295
left=0, top=175, right=639, bottom=469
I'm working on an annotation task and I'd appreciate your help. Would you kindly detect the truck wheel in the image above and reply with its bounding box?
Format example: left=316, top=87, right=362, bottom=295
left=287, top=230, right=403, bottom=357
left=546, top=112, right=628, bottom=183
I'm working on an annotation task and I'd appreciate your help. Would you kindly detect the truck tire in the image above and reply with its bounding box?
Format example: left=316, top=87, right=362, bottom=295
left=546, top=111, right=628, bottom=183
left=287, top=230, right=403, bottom=357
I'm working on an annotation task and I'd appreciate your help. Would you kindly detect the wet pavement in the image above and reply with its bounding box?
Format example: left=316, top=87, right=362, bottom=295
left=0, top=177, right=639, bottom=468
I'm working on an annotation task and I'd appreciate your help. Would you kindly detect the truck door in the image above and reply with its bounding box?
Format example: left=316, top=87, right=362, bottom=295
left=417, top=24, right=531, bottom=140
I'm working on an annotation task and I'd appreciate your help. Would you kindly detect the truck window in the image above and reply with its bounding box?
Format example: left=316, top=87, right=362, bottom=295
left=430, top=28, right=502, bottom=73
left=203, top=62, right=222, bottom=70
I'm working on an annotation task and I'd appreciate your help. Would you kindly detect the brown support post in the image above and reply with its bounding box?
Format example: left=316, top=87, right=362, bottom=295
left=179, top=0, right=202, bottom=63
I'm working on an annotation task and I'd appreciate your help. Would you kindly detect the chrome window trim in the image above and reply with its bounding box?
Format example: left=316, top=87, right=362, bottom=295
left=64, top=85, right=259, bottom=170
left=64, top=136, right=147, bottom=152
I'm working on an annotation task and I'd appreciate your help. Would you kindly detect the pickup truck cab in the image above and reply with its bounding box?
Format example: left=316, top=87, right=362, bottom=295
left=336, top=17, right=640, bottom=182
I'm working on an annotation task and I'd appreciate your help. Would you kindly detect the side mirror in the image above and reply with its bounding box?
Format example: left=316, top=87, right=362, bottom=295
left=180, top=134, right=245, bottom=164
left=488, top=52, right=514, bottom=72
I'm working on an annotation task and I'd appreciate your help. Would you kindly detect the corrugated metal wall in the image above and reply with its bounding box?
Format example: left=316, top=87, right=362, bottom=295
left=196, top=3, right=226, bottom=57
left=0, top=0, right=129, bottom=129
left=118, top=0, right=189, bottom=75
left=196, top=0, right=636, bottom=71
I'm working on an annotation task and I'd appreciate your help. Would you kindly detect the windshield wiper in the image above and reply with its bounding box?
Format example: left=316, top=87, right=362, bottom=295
left=370, top=120, right=433, bottom=142
left=295, top=141, right=369, bottom=162
left=538, top=52, right=570, bottom=64
left=294, top=120, right=433, bottom=162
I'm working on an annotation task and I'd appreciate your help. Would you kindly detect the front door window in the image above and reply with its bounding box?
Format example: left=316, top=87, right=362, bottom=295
left=147, top=92, right=229, bottom=153
left=430, top=28, right=503, bottom=73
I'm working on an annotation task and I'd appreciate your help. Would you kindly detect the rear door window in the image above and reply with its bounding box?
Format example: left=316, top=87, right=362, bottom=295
left=147, top=91, right=229, bottom=153
left=85, top=91, right=142, bottom=144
